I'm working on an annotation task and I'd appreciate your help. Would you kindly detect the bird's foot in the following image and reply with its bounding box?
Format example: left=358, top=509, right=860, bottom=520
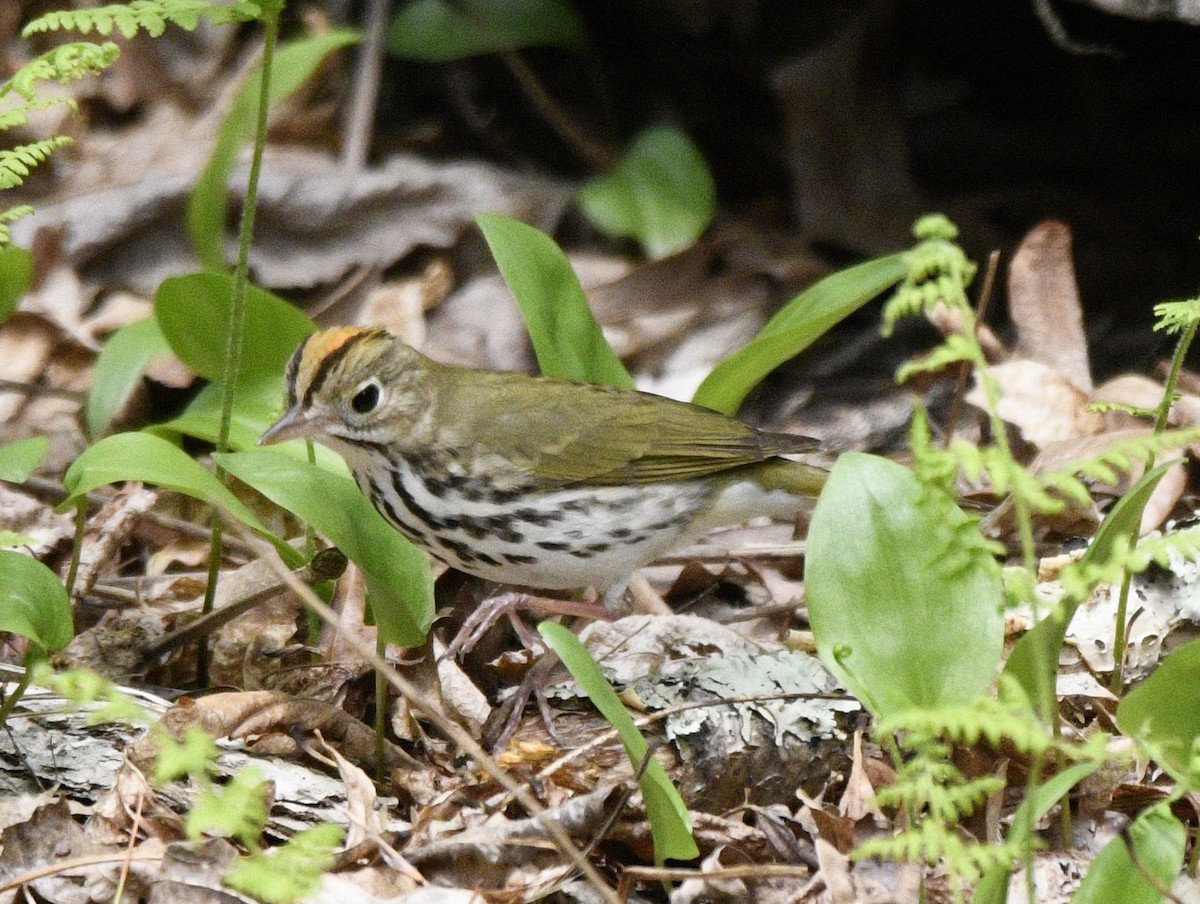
left=482, top=654, right=562, bottom=750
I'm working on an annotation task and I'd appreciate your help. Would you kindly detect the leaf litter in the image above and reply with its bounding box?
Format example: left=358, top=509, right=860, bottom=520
left=2, top=27, right=1200, bottom=903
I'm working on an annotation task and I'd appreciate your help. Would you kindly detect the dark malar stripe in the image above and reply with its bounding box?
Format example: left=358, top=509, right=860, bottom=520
left=303, top=330, right=371, bottom=406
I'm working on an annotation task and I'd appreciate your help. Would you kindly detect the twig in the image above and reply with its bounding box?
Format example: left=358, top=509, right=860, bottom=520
left=21, top=476, right=256, bottom=556
left=943, top=249, right=1000, bottom=446
left=341, top=0, right=390, bottom=168
left=0, top=850, right=165, bottom=895
left=233, top=525, right=623, bottom=904
left=0, top=379, right=87, bottom=401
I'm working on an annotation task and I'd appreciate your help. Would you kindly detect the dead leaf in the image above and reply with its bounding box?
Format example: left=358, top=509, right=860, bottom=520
left=1008, top=220, right=1092, bottom=392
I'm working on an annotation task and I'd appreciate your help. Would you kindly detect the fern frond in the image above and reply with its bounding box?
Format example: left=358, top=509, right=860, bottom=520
left=0, top=204, right=34, bottom=245
left=23, top=1, right=263, bottom=40
left=1, top=204, right=34, bottom=225
left=0, top=138, right=73, bottom=190
left=857, top=779, right=1020, bottom=886
left=1084, top=401, right=1157, bottom=419
left=883, top=216, right=977, bottom=336
left=0, top=97, right=79, bottom=132
left=897, top=333, right=981, bottom=382
left=1129, top=526, right=1200, bottom=572
left=1154, top=298, right=1200, bottom=336
left=1052, top=427, right=1200, bottom=489
left=1, top=43, right=120, bottom=101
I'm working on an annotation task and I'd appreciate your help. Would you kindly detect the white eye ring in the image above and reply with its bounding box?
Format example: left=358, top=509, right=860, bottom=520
left=350, top=379, right=382, bottom=415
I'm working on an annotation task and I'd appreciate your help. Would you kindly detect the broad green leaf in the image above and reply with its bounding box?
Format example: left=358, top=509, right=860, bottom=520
left=1006, top=461, right=1176, bottom=724
left=972, top=759, right=1105, bottom=904
left=62, top=432, right=269, bottom=538
left=86, top=316, right=172, bottom=438
left=577, top=126, right=715, bottom=260
left=0, top=550, right=73, bottom=654
left=155, top=272, right=314, bottom=387
left=216, top=450, right=434, bottom=647
left=806, top=453, right=1004, bottom=716
left=692, top=253, right=908, bottom=414
left=0, top=245, right=33, bottom=323
left=388, top=0, right=584, bottom=61
left=539, top=621, right=699, bottom=864
left=578, top=123, right=710, bottom=259
left=477, top=213, right=632, bottom=389
left=154, top=381, right=349, bottom=475
left=0, top=436, right=48, bottom=482
left=1117, top=637, right=1200, bottom=783
left=188, top=29, right=360, bottom=268
left=1070, top=802, right=1184, bottom=904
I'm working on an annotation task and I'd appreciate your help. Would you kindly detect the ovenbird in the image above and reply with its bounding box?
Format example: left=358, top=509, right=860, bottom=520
left=259, top=327, right=827, bottom=604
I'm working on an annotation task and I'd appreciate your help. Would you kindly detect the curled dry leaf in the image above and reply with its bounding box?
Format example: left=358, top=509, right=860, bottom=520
left=1008, top=220, right=1091, bottom=392
left=72, top=483, right=159, bottom=600
left=157, top=691, right=418, bottom=778
left=967, top=360, right=1103, bottom=448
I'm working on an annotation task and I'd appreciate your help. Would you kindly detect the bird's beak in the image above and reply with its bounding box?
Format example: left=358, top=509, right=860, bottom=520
left=259, top=405, right=315, bottom=445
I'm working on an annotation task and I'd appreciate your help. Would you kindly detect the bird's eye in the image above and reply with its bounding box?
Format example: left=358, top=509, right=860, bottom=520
left=351, top=380, right=381, bottom=414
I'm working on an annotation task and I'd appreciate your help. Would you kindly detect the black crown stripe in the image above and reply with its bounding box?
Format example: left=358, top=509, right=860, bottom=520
left=303, top=330, right=370, bottom=407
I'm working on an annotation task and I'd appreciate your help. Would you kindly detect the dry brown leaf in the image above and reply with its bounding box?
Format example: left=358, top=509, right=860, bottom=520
left=72, top=483, right=159, bottom=600
left=967, top=360, right=1102, bottom=448
left=0, top=483, right=76, bottom=555
left=16, top=149, right=573, bottom=295
left=1008, top=220, right=1092, bottom=392
left=836, top=730, right=881, bottom=823
left=0, top=799, right=106, bottom=903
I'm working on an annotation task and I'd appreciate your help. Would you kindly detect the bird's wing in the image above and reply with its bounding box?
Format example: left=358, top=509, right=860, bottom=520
left=454, top=375, right=817, bottom=488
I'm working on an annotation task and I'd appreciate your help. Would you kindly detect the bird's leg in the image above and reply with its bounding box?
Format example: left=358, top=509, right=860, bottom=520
left=441, top=589, right=613, bottom=662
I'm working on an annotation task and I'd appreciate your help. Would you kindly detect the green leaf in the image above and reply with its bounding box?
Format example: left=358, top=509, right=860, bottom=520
left=186, top=767, right=269, bottom=847
left=1117, top=637, right=1200, bottom=783
left=86, top=316, right=172, bottom=438
left=0, top=550, right=73, bottom=654
left=154, top=726, right=220, bottom=783
left=477, top=213, right=633, bottom=389
left=0, top=531, right=38, bottom=548
left=1070, top=802, right=1184, bottom=904
left=152, top=381, right=348, bottom=474
left=805, top=453, right=1004, bottom=717
left=1006, top=461, right=1176, bottom=724
left=215, top=450, right=434, bottom=647
left=154, top=272, right=315, bottom=386
left=538, top=621, right=699, bottom=864
left=691, top=253, right=908, bottom=414
left=188, top=29, right=360, bottom=268
left=0, top=245, right=33, bottom=324
left=61, top=432, right=270, bottom=538
left=388, top=0, right=584, bottom=61
left=972, top=759, right=1106, bottom=904
left=0, top=436, right=48, bottom=483
left=577, top=126, right=715, bottom=260
left=226, top=823, right=344, bottom=904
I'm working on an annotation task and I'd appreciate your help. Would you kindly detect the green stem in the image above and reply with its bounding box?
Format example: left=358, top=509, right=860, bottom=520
left=1107, top=311, right=1197, bottom=697
left=1109, top=568, right=1134, bottom=695
left=215, top=6, right=279, bottom=457
left=0, top=662, right=34, bottom=728
left=201, top=4, right=281, bottom=682
left=304, top=437, right=319, bottom=643
left=1153, top=316, right=1197, bottom=435
left=375, top=631, right=387, bottom=781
